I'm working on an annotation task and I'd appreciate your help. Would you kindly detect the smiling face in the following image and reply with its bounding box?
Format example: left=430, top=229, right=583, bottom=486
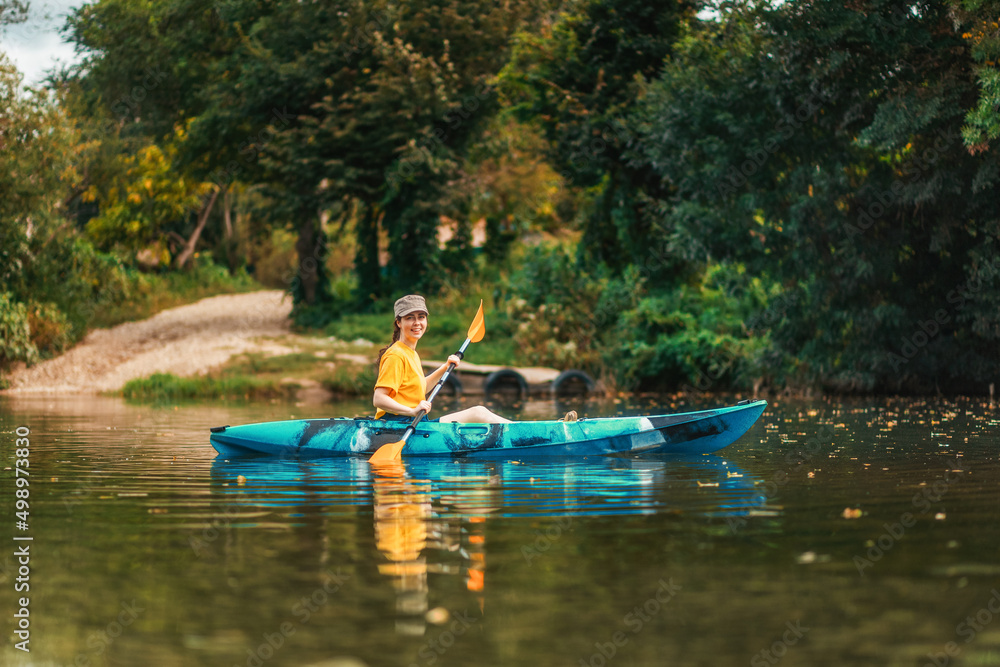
left=397, top=311, right=428, bottom=346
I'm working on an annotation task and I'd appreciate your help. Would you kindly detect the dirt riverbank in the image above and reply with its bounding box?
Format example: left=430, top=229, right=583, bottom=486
left=1, top=290, right=296, bottom=395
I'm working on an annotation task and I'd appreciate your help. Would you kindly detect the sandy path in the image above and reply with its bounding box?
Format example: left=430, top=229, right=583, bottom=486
left=2, top=290, right=294, bottom=394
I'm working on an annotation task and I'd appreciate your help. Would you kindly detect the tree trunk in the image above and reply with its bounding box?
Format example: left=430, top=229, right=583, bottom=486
left=222, top=188, right=236, bottom=269
left=354, top=201, right=381, bottom=304
left=222, top=188, right=233, bottom=238
left=295, top=217, right=317, bottom=305
left=293, top=207, right=329, bottom=306
left=174, top=188, right=221, bottom=269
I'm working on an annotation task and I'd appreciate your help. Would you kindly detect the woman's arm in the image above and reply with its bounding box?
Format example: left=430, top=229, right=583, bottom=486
left=424, top=355, right=462, bottom=394
left=373, top=387, right=431, bottom=417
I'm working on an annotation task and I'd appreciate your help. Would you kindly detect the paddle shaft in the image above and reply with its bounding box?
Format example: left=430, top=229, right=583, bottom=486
left=392, top=336, right=472, bottom=447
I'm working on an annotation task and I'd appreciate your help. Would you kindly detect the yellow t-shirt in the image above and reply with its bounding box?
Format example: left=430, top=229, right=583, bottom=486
left=374, top=342, right=426, bottom=419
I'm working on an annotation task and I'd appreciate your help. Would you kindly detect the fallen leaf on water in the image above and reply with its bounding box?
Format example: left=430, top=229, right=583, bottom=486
left=425, top=607, right=449, bottom=625
left=841, top=508, right=863, bottom=519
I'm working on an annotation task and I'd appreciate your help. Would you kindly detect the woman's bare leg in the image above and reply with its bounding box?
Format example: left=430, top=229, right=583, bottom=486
left=439, top=406, right=511, bottom=424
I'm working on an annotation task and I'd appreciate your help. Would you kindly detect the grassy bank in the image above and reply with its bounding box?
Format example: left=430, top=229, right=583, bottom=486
left=120, top=372, right=294, bottom=401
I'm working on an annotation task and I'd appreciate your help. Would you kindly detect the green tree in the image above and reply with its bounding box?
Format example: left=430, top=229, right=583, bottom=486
left=0, top=54, right=131, bottom=365
left=0, top=55, right=74, bottom=297
left=956, top=0, right=1000, bottom=147
left=267, top=0, right=541, bottom=306
left=633, top=0, right=1000, bottom=392
left=83, top=126, right=215, bottom=265
left=498, top=0, right=694, bottom=273
left=66, top=0, right=542, bottom=315
left=62, top=0, right=235, bottom=266
left=0, top=0, right=27, bottom=27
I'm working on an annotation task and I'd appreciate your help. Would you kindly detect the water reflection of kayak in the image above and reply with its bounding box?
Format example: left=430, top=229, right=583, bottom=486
left=209, top=400, right=766, bottom=458
left=206, top=454, right=772, bottom=636
left=207, top=454, right=769, bottom=521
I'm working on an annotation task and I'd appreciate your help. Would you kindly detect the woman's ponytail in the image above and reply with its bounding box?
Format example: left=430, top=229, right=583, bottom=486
left=374, top=319, right=402, bottom=370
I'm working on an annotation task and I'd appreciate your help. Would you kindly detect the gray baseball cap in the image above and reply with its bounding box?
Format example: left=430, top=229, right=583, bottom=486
left=394, top=294, right=428, bottom=319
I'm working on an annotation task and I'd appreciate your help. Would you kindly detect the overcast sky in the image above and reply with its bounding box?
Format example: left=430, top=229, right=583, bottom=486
left=1, top=0, right=84, bottom=85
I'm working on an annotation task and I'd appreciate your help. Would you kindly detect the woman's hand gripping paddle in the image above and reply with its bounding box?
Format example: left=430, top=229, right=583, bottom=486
left=369, top=301, right=486, bottom=463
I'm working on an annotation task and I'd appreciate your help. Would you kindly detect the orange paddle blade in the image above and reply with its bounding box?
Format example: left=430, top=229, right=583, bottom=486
left=369, top=459, right=407, bottom=478
left=369, top=440, right=405, bottom=463
left=468, top=300, right=486, bottom=343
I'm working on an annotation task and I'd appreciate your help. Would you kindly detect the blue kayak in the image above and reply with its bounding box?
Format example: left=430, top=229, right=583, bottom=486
left=209, top=400, right=766, bottom=458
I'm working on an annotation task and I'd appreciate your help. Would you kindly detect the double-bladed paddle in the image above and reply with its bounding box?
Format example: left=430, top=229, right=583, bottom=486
left=369, top=300, right=486, bottom=463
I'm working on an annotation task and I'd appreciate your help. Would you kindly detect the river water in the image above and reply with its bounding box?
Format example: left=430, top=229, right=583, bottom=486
left=1, top=394, right=998, bottom=667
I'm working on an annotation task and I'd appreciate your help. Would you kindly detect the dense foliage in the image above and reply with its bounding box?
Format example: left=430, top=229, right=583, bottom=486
left=628, top=1, right=1000, bottom=392
left=1, top=0, right=998, bottom=394
left=498, top=0, right=1000, bottom=393
left=0, top=50, right=134, bottom=375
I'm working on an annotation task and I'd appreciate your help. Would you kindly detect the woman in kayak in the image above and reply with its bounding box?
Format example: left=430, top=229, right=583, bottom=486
left=373, top=294, right=512, bottom=423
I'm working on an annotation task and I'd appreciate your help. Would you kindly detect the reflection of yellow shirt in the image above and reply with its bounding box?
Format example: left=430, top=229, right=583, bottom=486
left=374, top=342, right=425, bottom=419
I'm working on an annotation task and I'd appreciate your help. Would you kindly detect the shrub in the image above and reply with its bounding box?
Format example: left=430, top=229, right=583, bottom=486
left=251, top=227, right=298, bottom=289
left=503, top=243, right=785, bottom=391
left=323, top=362, right=375, bottom=397
left=504, top=243, right=639, bottom=375
left=26, top=302, right=72, bottom=358
left=0, top=292, right=38, bottom=373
